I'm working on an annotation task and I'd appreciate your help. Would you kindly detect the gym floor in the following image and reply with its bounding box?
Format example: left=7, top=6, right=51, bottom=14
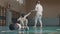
left=0, top=26, right=60, bottom=34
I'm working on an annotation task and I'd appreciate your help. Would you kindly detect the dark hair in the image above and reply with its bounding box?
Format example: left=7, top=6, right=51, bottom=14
left=9, top=23, right=19, bottom=30
left=21, top=13, right=25, bottom=17
left=9, top=24, right=15, bottom=30
left=36, top=1, right=40, bottom=3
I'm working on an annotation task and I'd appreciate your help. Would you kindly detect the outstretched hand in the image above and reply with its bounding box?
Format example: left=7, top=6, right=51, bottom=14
left=31, top=10, right=36, bottom=12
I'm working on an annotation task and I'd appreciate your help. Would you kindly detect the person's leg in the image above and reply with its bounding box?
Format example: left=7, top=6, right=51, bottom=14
left=21, top=21, right=24, bottom=28
left=18, top=24, right=21, bottom=30
left=39, top=15, right=42, bottom=27
left=14, top=23, right=19, bottom=30
left=25, top=19, right=28, bottom=27
left=25, top=19, right=29, bottom=30
left=34, top=16, right=38, bottom=27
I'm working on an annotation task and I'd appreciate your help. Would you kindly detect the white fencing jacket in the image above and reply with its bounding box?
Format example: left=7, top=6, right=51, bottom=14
left=35, top=3, right=43, bottom=15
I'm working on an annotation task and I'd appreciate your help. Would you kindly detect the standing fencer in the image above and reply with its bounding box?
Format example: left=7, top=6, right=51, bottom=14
left=32, top=1, right=43, bottom=27
left=17, top=12, right=31, bottom=29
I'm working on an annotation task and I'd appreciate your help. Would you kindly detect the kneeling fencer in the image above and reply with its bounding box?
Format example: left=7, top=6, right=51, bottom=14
left=17, top=12, right=31, bottom=29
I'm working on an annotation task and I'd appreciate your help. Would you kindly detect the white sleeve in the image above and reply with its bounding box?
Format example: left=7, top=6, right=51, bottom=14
left=24, top=12, right=31, bottom=18
left=31, top=5, right=37, bottom=11
left=17, top=18, right=21, bottom=21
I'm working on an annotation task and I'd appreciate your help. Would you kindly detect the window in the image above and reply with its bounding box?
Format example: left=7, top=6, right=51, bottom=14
left=0, top=6, right=6, bottom=26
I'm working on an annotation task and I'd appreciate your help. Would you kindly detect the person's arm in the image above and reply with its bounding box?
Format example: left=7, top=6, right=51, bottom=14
left=31, top=5, right=38, bottom=11
left=17, top=17, right=21, bottom=21
left=24, top=12, right=31, bottom=18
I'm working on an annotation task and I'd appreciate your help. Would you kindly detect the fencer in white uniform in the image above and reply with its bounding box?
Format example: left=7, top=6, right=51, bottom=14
left=17, top=12, right=31, bottom=29
left=33, top=1, right=43, bottom=27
